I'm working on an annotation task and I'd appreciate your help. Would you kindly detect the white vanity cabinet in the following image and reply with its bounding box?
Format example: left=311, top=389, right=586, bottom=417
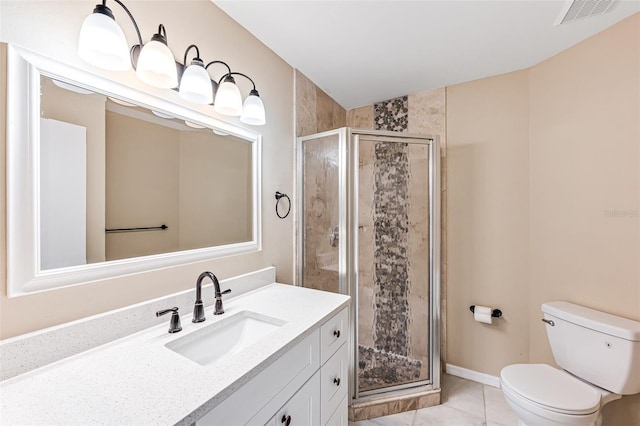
left=197, top=306, right=349, bottom=426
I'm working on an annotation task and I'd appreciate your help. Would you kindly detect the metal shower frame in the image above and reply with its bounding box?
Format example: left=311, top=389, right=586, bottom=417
left=296, top=127, right=441, bottom=402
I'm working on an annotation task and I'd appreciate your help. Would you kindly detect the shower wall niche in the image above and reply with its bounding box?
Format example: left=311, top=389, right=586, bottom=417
left=297, top=128, right=440, bottom=406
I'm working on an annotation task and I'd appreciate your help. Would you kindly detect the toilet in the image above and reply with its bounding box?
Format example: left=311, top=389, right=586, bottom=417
left=500, top=301, right=640, bottom=426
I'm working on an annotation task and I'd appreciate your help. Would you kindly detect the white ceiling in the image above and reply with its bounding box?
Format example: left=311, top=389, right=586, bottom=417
left=214, top=1, right=640, bottom=110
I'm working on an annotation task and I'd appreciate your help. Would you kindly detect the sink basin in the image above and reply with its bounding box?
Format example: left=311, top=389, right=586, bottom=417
left=166, top=311, right=286, bottom=367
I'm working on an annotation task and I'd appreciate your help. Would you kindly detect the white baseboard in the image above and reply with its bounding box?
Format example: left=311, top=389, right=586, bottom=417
left=446, top=363, right=501, bottom=388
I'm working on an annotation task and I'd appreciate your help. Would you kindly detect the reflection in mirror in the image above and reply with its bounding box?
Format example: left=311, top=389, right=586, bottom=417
left=40, top=76, right=253, bottom=271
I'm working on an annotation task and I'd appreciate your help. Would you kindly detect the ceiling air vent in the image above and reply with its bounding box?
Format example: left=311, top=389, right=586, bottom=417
left=555, top=0, right=615, bottom=25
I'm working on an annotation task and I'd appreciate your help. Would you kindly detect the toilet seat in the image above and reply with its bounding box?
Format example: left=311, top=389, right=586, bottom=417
left=501, top=364, right=601, bottom=415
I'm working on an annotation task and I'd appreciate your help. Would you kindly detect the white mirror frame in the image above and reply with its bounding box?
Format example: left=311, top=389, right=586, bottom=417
left=6, top=45, right=262, bottom=297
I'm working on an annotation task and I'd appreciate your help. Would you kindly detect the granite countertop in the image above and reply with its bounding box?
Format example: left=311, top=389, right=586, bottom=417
left=0, top=283, right=350, bottom=425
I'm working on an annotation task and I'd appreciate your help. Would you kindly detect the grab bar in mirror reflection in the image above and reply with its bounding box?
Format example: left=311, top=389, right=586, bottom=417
left=105, top=224, right=168, bottom=233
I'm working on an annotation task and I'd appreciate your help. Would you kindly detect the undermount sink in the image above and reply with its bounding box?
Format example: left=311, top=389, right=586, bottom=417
left=166, top=311, right=286, bottom=367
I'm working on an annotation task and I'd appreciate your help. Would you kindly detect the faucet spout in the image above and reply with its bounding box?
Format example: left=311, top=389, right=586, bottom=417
left=192, top=271, right=231, bottom=322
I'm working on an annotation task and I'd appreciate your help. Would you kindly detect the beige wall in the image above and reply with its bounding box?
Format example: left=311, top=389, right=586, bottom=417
left=447, top=70, right=531, bottom=374
left=447, top=14, right=640, bottom=424
left=105, top=112, right=253, bottom=259
left=0, top=1, right=294, bottom=339
left=40, top=77, right=106, bottom=264
left=105, top=112, right=181, bottom=260
left=179, top=131, right=252, bottom=249
left=529, top=15, right=640, bottom=424
left=528, top=12, right=640, bottom=365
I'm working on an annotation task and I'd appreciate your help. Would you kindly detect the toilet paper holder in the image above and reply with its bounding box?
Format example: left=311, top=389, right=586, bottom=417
left=469, top=305, right=502, bottom=318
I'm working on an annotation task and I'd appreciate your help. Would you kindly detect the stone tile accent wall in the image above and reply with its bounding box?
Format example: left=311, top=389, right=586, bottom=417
left=374, top=96, right=409, bottom=132
left=372, top=142, right=411, bottom=356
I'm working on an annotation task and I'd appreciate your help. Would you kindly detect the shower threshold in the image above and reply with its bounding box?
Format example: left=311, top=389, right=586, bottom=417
left=348, top=384, right=441, bottom=422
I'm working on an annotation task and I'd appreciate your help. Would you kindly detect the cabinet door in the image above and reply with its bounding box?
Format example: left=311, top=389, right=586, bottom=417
left=275, top=372, right=320, bottom=426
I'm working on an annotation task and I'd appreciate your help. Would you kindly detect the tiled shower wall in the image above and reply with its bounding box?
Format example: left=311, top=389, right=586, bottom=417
left=295, top=70, right=346, bottom=137
left=347, top=89, right=448, bottom=377
left=294, top=68, right=447, bottom=389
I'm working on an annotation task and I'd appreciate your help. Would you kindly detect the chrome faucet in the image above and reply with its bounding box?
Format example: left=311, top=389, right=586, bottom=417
left=192, top=271, right=231, bottom=322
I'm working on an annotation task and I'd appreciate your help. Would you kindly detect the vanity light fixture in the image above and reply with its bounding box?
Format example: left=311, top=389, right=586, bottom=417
left=214, top=74, right=243, bottom=116
left=107, top=96, right=137, bottom=107
left=77, top=0, right=267, bottom=125
left=184, top=121, right=206, bottom=129
left=151, top=110, right=173, bottom=119
left=179, top=45, right=213, bottom=104
left=77, top=1, right=131, bottom=71
left=135, top=24, right=178, bottom=89
left=230, top=72, right=266, bottom=126
left=51, top=79, right=95, bottom=95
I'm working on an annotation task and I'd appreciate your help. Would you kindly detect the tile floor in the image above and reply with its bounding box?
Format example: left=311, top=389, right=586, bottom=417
left=349, top=374, right=520, bottom=426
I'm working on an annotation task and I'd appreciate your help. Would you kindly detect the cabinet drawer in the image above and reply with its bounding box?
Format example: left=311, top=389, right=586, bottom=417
left=273, top=371, right=320, bottom=426
left=320, top=343, right=348, bottom=424
left=324, top=394, right=348, bottom=426
left=320, top=307, right=348, bottom=364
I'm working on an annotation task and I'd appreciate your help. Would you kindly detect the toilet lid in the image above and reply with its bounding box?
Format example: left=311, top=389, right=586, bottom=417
left=500, top=364, right=601, bottom=415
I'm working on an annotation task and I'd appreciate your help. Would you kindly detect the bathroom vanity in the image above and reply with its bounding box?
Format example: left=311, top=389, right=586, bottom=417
left=0, top=268, right=350, bottom=425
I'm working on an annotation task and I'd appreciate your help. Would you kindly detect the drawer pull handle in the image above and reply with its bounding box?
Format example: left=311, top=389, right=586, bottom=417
left=281, top=414, right=292, bottom=426
left=333, top=329, right=341, bottom=338
left=334, top=377, right=341, bottom=386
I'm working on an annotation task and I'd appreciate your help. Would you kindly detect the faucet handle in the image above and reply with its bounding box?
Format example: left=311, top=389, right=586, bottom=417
left=214, top=289, right=231, bottom=315
left=156, top=307, right=182, bottom=333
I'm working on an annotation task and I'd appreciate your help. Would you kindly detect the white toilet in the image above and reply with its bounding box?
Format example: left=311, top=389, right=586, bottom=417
left=500, top=301, right=640, bottom=426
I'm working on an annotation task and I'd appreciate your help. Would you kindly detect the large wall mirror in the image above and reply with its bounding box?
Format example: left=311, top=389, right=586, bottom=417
left=6, top=44, right=262, bottom=296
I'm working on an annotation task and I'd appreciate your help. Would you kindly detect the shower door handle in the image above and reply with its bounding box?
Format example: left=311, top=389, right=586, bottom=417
left=330, top=226, right=339, bottom=248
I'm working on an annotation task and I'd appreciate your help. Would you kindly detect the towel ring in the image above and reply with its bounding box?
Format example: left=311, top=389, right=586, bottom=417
left=275, top=191, right=291, bottom=219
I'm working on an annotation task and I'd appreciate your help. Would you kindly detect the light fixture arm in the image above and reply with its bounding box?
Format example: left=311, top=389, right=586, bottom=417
left=109, top=0, right=143, bottom=48
left=205, top=60, right=232, bottom=79
left=183, top=44, right=201, bottom=65
left=226, top=72, right=257, bottom=91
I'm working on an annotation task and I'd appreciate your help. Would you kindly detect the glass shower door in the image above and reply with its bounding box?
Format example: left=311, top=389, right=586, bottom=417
left=297, top=129, right=347, bottom=294
left=354, top=134, right=435, bottom=396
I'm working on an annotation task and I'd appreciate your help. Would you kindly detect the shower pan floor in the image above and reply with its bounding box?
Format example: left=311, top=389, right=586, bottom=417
left=358, top=345, right=424, bottom=392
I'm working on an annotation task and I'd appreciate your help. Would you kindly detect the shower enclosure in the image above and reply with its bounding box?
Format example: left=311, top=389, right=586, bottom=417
left=296, top=128, right=441, bottom=405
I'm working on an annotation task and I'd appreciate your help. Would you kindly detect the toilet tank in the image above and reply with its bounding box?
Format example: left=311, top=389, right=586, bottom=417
left=542, top=301, right=640, bottom=395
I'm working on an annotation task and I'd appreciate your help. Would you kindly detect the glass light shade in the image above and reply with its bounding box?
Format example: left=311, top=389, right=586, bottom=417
left=135, top=40, right=178, bottom=89
left=179, top=61, right=213, bottom=104
left=78, top=12, right=131, bottom=71
left=213, top=78, right=243, bottom=116
left=240, top=91, right=266, bottom=125
left=184, top=121, right=206, bottom=129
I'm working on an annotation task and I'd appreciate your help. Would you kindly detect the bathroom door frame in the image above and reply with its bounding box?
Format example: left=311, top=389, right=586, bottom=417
left=295, top=128, right=441, bottom=401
